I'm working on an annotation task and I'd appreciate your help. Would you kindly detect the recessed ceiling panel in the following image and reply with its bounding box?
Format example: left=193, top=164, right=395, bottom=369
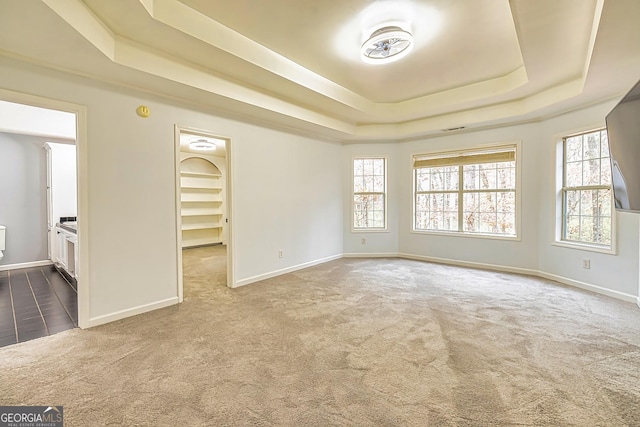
left=2, top=0, right=639, bottom=142
left=179, top=0, right=524, bottom=102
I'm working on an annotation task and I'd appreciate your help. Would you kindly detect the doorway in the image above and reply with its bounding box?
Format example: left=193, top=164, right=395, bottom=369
left=0, top=89, right=88, bottom=341
left=175, top=126, right=233, bottom=301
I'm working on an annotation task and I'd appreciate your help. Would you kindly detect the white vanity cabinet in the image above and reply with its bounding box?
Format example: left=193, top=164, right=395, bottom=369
left=55, top=225, right=77, bottom=278
left=44, top=142, right=77, bottom=265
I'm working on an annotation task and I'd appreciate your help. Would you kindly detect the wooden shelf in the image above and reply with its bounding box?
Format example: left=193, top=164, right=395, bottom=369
left=181, top=210, right=222, bottom=217
left=180, top=177, right=220, bottom=189
left=181, top=192, right=222, bottom=203
left=181, top=222, right=221, bottom=231
left=180, top=171, right=221, bottom=178
left=179, top=163, right=223, bottom=248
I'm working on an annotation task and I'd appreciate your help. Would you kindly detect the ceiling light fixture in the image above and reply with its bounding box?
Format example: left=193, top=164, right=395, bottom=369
left=189, top=138, right=217, bottom=151
left=361, top=26, right=413, bottom=64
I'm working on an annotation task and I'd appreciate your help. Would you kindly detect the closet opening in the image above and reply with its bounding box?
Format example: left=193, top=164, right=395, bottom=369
left=175, top=127, right=232, bottom=301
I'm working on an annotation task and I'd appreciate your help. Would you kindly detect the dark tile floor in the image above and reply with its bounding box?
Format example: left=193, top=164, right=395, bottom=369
left=0, top=265, right=77, bottom=348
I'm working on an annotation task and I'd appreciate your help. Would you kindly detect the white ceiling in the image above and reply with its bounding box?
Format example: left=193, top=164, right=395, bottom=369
left=0, top=0, right=639, bottom=142
left=179, top=131, right=227, bottom=156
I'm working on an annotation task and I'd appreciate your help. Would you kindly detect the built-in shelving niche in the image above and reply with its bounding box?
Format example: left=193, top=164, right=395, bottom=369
left=179, top=156, right=224, bottom=248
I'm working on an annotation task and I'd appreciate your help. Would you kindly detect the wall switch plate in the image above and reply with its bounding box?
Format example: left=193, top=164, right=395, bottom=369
left=583, top=259, right=591, bottom=269
left=278, top=250, right=283, bottom=258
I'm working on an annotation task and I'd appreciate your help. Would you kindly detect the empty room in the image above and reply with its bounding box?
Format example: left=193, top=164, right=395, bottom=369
left=1, top=0, right=640, bottom=425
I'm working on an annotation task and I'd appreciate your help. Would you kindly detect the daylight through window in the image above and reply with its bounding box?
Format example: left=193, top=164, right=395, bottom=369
left=562, top=129, right=612, bottom=247
left=353, top=158, right=386, bottom=229
left=413, top=145, right=517, bottom=237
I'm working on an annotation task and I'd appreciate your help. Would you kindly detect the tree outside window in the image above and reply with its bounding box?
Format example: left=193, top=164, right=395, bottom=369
left=353, top=158, right=386, bottom=229
left=413, top=146, right=517, bottom=237
left=562, top=129, right=612, bottom=247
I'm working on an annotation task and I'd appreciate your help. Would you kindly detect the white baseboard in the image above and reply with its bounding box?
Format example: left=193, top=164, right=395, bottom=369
left=0, top=259, right=53, bottom=271
left=397, top=252, right=539, bottom=276
left=234, top=253, right=343, bottom=288
left=343, top=252, right=399, bottom=258
left=536, top=271, right=637, bottom=303
left=86, top=296, right=179, bottom=328
left=396, top=252, right=636, bottom=304
left=85, top=251, right=637, bottom=329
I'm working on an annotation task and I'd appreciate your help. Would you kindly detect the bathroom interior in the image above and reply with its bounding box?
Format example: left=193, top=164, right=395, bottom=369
left=0, top=99, right=78, bottom=347
left=0, top=103, right=230, bottom=348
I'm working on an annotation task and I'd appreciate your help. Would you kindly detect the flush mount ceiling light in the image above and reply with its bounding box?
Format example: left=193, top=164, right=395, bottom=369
left=189, top=138, right=217, bottom=151
left=361, top=26, right=414, bottom=64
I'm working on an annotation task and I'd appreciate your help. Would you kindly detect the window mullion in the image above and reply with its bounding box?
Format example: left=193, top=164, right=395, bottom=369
left=353, top=158, right=387, bottom=230
left=412, top=145, right=517, bottom=237
left=458, top=165, right=463, bottom=232
left=562, top=185, right=610, bottom=191
left=463, top=189, right=516, bottom=193
left=560, top=128, right=612, bottom=247
left=416, top=190, right=458, bottom=195
left=355, top=192, right=385, bottom=196
left=414, top=170, right=418, bottom=230
left=562, top=188, right=568, bottom=240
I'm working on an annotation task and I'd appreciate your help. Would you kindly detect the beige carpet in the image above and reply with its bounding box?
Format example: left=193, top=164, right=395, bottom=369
left=1, top=247, right=640, bottom=426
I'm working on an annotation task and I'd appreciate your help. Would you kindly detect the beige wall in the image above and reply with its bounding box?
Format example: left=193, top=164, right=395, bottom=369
left=0, top=56, right=344, bottom=326
left=1, top=53, right=636, bottom=329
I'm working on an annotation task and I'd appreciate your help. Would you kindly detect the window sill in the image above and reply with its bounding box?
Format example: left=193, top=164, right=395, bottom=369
left=552, top=240, right=616, bottom=255
left=352, top=228, right=389, bottom=233
left=411, top=229, right=521, bottom=242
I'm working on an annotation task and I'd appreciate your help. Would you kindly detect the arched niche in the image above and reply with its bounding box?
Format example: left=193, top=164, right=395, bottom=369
left=179, top=156, right=225, bottom=248
left=180, top=156, right=221, bottom=176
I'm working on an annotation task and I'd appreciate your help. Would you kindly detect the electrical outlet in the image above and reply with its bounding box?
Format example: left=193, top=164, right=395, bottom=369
left=278, top=250, right=283, bottom=258
left=582, top=259, right=591, bottom=269
left=361, top=238, right=366, bottom=245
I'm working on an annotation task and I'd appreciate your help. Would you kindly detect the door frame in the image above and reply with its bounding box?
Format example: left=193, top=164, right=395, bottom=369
left=174, top=125, right=234, bottom=301
left=0, top=88, right=89, bottom=328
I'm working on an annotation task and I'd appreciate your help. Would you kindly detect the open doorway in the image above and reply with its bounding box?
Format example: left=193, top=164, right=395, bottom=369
left=0, top=91, right=87, bottom=346
left=175, top=126, right=232, bottom=301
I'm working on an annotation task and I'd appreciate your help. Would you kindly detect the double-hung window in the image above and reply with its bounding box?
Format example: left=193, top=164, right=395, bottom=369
left=353, top=158, right=386, bottom=230
left=413, top=145, right=517, bottom=237
left=561, top=129, right=612, bottom=247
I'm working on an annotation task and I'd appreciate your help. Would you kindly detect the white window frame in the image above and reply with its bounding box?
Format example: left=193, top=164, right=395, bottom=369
left=352, top=157, right=387, bottom=231
left=411, top=142, right=521, bottom=240
left=554, top=128, right=616, bottom=254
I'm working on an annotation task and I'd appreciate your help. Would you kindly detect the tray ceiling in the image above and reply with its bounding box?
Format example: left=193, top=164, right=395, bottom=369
left=1, top=0, right=639, bottom=141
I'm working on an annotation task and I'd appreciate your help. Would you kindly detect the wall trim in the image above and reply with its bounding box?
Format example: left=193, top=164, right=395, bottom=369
left=536, top=271, right=637, bottom=303
left=341, top=251, right=638, bottom=304
left=86, top=251, right=636, bottom=327
left=87, top=296, right=179, bottom=328
left=0, top=260, right=53, bottom=271
left=396, top=252, right=539, bottom=276
left=234, top=253, right=343, bottom=288
left=343, top=252, right=399, bottom=258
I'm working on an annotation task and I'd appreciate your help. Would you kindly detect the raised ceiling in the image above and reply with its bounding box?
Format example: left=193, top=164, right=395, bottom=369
left=0, top=0, right=639, bottom=142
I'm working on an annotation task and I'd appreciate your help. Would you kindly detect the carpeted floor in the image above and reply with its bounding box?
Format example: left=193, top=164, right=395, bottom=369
left=1, top=247, right=639, bottom=426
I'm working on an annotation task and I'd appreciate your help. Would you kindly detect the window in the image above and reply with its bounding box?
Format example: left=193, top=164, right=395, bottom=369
left=413, top=145, right=517, bottom=237
left=353, top=158, right=386, bottom=229
left=562, top=129, right=612, bottom=247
